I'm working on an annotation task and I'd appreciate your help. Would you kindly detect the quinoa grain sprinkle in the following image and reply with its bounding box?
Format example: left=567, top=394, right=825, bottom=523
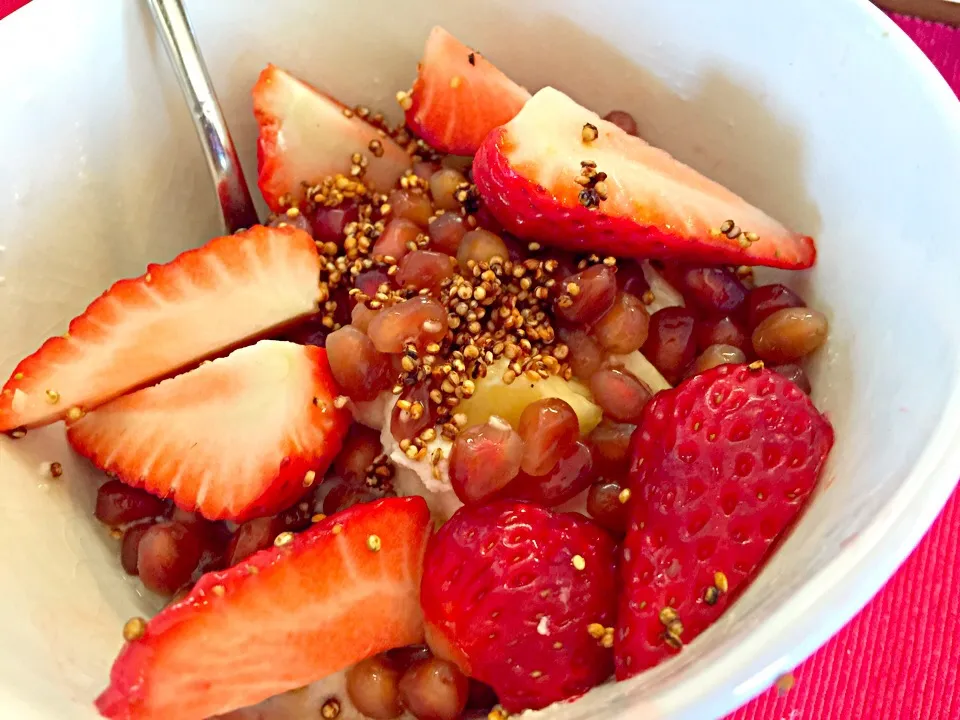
left=122, top=617, right=147, bottom=642
left=321, top=698, right=341, bottom=719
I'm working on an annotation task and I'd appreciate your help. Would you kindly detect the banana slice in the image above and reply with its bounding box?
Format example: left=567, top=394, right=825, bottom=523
left=642, top=261, right=685, bottom=314
left=457, top=358, right=602, bottom=434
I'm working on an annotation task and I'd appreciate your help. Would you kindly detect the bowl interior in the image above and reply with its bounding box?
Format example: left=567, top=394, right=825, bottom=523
left=2, top=1, right=960, bottom=718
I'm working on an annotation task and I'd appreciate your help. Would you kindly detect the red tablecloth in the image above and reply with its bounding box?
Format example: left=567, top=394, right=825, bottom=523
left=2, top=2, right=959, bottom=718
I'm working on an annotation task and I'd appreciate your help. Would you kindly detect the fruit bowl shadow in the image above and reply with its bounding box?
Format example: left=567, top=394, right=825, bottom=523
left=1, top=1, right=960, bottom=720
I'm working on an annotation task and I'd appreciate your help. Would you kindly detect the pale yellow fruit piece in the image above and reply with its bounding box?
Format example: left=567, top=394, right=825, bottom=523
left=642, top=261, right=685, bottom=314
left=607, top=351, right=673, bottom=394
left=458, top=359, right=602, bottom=434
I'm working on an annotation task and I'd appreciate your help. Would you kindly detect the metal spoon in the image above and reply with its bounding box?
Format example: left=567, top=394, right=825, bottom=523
left=145, top=0, right=259, bottom=234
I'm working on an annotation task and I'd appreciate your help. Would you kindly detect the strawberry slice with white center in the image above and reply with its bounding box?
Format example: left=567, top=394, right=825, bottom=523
left=67, top=340, right=349, bottom=522
left=473, top=87, right=817, bottom=269
left=254, top=65, right=412, bottom=211
left=95, top=496, right=431, bottom=720
left=0, top=225, right=322, bottom=432
left=405, top=26, right=530, bottom=156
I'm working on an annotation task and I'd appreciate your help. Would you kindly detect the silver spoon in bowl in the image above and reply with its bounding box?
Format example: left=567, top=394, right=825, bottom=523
left=145, top=0, right=259, bottom=234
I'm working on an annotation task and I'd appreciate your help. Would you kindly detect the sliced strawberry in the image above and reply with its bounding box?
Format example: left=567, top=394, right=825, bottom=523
left=0, top=226, right=321, bottom=431
left=473, top=87, right=817, bottom=269
left=405, top=26, right=530, bottom=156
left=421, top=501, right=617, bottom=712
left=95, top=497, right=431, bottom=720
left=67, top=341, right=349, bottom=522
left=254, top=65, right=412, bottom=211
left=616, top=364, right=833, bottom=679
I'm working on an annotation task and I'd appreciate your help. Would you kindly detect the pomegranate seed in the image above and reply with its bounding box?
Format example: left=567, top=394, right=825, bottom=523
left=413, top=161, right=442, bottom=180
left=355, top=268, right=395, bottom=299
left=746, top=283, right=807, bottom=330
left=267, top=211, right=314, bottom=237
left=368, top=296, right=449, bottom=353
left=772, top=363, right=813, bottom=395
left=456, top=229, right=509, bottom=271
left=280, top=313, right=332, bottom=347
left=694, top=344, right=747, bottom=373
left=351, top=303, right=380, bottom=333
left=397, top=251, right=455, bottom=294
left=398, top=658, right=469, bottom=720
left=322, top=481, right=388, bottom=515
left=428, top=213, right=467, bottom=255
left=672, top=265, right=747, bottom=317
left=137, top=521, right=203, bottom=595
left=226, top=516, right=281, bottom=567
left=587, top=479, right=630, bottom=536
left=310, top=203, right=359, bottom=244
left=169, top=507, right=205, bottom=527
left=555, top=265, right=617, bottom=325
left=373, top=218, right=421, bottom=261
left=501, top=442, right=595, bottom=506
left=752, top=307, right=828, bottom=363
left=388, top=189, right=433, bottom=228
left=326, top=326, right=395, bottom=401
left=472, top=206, right=503, bottom=234
left=617, top=260, right=650, bottom=297
left=695, top=315, right=750, bottom=353
left=120, top=522, right=153, bottom=575
left=592, top=292, right=650, bottom=354
left=347, top=655, right=403, bottom=720
left=500, top=234, right=528, bottom=262
left=517, top=398, right=580, bottom=476
left=589, top=367, right=653, bottom=423
left=641, top=307, right=698, bottom=384
left=449, top=418, right=524, bottom=505
left=386, top=645, right=434, bottom=673
left=603, top=110, right=639, bottom=136
left=95, top=480, right=167, bottom=526
left=429, top=168, right=468, bottom=211
left=391, top=382, right=437, bottom=442
left=334, top=425, right=382, bottom=482
left=587, top=420, right=636, bottom=475
left=557, top=327, right=603, bottom=380
left=331, top=285, right=355, bottom=326
left=278, top=501, right=316, bottom=533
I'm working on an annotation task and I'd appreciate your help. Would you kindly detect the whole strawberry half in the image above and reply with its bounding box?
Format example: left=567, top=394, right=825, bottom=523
left=616, top=364, right=833, bottom=679
left=0, top=225, right=321, bottom=431
left=405, top=26, right=530, bottom=155
left=67, top=340, right=349, bottom=522
left=254, top=65, right=412, bottom=211
left=421, top=500, right=617, bottom=712
left=473, top=87, right=817, bottom=270
left=96, top=496, right=431, bottom=720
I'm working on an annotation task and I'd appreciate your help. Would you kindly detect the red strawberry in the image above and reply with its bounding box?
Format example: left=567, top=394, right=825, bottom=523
left=254, top=65, right=411, bottom=211
left=405, top=26, right=530, bottom=156
left=421, top=501, right=617, bottom=712
left=95, top=496, right=431, bottom=720
left=616, top=364, right=833, bottom=679
left=67, top=341, right=349, bottom=522
left=0, top=226, right=321, bottom=432
left=473, top=88, right=817, bottom=270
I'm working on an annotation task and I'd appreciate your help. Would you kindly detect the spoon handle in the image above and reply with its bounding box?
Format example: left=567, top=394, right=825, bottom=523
left=145, top=0, right=259, bottom=234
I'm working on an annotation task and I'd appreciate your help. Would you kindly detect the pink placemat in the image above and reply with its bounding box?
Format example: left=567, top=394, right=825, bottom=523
left=2, top=2, right=959, bottom=718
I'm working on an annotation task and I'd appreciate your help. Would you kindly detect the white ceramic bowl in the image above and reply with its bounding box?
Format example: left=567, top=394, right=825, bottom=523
left=2, top=1, right=960, bottom=718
